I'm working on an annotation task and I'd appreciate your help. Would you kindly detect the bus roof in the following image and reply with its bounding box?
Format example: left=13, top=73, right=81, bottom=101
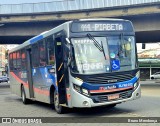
left=9, top=21, right=72, bottom=53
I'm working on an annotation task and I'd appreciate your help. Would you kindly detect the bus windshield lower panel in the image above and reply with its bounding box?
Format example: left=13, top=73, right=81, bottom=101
left=71, top=36, right=136, bottom=74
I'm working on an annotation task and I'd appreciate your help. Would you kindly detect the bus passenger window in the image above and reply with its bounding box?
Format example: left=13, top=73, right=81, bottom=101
left=49, top=55, right=55, bottom=65
left=21, top=49, right=26, bottom=70
left=13, top=52, right=17, bottom=70
left=39, top=40, right=47, bottom=66
left=46, top=36, right=55, bottom=65
left=32, top=43, right=39, bottom=67
left=9, top=53, right=13, bottom=71
left=16, top=51, right=21, bottom=70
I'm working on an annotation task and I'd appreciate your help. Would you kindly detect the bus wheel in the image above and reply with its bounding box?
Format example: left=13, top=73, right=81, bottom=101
left=21, top=86, right=29, bottom=104
left=54, top=90, right=66, bottom=114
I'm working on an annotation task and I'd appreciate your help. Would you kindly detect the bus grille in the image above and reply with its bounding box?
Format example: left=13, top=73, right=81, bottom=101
left=92, top=90, right=132, bottom=103
left=86, top=73, right=133, bottom=84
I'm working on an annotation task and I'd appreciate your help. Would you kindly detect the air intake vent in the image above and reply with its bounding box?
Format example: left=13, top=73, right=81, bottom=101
left=92, top=90, right=133, bottom=103
left=86, top=73, right=133, bottom=84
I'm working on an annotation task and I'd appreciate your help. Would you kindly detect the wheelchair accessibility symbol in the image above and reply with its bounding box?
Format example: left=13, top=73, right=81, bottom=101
left=112, top=60, right=120, bottom=70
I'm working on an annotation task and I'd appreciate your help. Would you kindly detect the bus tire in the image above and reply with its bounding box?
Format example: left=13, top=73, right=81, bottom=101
left=54, top=90, right=66, bottom=114
left=21, top=86, right=30, bottom=104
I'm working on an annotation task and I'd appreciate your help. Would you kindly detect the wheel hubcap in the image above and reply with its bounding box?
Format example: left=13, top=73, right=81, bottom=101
left=54, top=93, right=60, bottom=110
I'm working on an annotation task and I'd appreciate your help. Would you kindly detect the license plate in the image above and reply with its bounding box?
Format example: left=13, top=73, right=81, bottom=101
left=108, top=94, right=119, bottom=100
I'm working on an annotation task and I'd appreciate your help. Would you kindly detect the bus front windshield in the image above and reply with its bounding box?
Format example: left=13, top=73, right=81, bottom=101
left=71, top=36, right=136, bottom=74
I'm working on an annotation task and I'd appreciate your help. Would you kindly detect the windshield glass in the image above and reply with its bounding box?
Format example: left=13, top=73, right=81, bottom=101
left=108, top=36, right=136, bottom=71
left=71, top=36, right=136, bottom=74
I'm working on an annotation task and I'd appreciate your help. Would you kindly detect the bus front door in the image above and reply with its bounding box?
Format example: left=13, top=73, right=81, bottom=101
left=26, top=49, right=34, bottom=98
left=54, top=32, right=68, bottom=104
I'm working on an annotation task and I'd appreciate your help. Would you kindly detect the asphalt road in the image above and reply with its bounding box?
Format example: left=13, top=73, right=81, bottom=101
left=0, top=82, right=160, bottom=126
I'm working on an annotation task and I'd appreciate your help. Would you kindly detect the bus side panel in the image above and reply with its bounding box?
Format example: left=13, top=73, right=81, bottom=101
left=32, top=66, right=56, bottom=103
left=10, top=70, right=29, bottom=98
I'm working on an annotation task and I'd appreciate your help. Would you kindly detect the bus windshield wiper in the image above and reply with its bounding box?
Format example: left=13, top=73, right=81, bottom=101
left=87, top=33, right=103, bottom=51
left=87, top=33, right=106, bottom=60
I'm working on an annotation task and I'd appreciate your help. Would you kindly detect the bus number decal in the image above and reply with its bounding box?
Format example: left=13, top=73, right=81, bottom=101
left=77, top=63, right=103, bottom=71
left=80, top=23, right=123, bottom=31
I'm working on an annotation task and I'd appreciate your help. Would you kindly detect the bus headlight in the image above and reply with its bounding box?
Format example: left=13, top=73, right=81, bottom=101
left=73, top=84, right=89, bottom=96
left=73, top=84, right=81, bottom=93
left=82, top=88, right=89, bottom=96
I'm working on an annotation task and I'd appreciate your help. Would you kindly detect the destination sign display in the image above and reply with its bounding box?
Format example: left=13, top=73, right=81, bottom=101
left=71, top=21, right=133, bottom=32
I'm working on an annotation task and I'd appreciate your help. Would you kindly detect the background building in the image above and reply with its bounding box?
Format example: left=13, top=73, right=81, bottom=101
left=137, top=43, right=160, bottom=80
left=0, top=45, right=7, bottom=76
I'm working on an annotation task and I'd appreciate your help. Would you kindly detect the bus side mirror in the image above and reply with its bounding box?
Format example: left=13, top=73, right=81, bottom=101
left=65, top=38, right=70, bottom=44
left=67, top=57, right=71, bottom=67
left=64, top=56, right=71, bottom=67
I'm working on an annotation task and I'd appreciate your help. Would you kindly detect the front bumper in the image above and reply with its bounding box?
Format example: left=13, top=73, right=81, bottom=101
left=71, top=84, right=141, bottom=108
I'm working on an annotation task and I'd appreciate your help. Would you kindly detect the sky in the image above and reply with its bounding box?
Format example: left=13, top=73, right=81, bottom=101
left=0, top=0, right=62, bottom=4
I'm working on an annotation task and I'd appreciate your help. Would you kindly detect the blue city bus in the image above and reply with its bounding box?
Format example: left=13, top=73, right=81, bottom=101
left=9, top=18, right=141, bottom=114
